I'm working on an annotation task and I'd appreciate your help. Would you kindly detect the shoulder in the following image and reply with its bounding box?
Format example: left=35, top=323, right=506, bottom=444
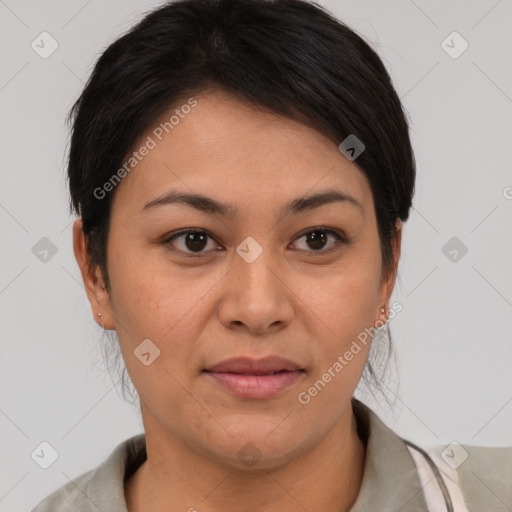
left=422, top=443, right=512, bottom=512
left=31, top=433, right=146, bottom=512
left=31, top=468, right=96, bottom=512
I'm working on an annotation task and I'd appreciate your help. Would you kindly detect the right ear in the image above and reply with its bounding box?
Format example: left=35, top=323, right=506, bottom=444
left=72, top=218, right=115, bottom=330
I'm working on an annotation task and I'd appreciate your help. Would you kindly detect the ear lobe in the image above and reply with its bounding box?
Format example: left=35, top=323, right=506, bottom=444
left=72, top=218, right=115, bottom=329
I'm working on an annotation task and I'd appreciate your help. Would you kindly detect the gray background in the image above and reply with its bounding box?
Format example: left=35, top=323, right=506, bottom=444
left=1, top=0, right=511, bottom=510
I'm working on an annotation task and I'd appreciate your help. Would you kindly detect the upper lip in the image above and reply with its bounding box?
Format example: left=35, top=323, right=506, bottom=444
left=204, top=356, right=302, bottom=374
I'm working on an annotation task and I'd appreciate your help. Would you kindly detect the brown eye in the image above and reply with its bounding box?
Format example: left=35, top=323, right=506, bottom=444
left=292, top=228, right=346, bottom=254
left=163, top=227, right=347, bottom=257
left=164, top=230, right=220, bottom=255
left=183, top=232, right=208, bottom=252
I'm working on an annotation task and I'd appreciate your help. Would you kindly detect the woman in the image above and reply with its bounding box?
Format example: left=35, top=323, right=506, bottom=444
left=32, top=0, right=510, bottom=511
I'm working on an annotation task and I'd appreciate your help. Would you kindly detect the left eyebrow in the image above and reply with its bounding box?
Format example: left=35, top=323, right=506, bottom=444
left=141, top=188, right=363, bottom=217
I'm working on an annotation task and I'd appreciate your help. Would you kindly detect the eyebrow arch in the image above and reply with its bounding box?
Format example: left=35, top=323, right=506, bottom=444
left=142, top=188, right=363, bottom=217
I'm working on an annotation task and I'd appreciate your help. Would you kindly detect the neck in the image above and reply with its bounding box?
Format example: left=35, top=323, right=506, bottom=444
left=125, top=403, right=366, bottom=512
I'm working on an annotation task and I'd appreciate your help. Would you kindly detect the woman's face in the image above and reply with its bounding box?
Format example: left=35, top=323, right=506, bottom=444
left=75, top=88, right=400, bottom=469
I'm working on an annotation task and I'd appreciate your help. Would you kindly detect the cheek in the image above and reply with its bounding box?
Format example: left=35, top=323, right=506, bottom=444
left=108, top=243, right=189, bottom=329
left=107, top=250, right=217, bottom=375
left=310, top=282, right=374, bottom=382
left=108, top=262, right=207, bottom=420
left=303, top=246, right=382, bottom=377
left=320, top=256, right=382, bottom=338
left=295, top=270, right=379, bottom=422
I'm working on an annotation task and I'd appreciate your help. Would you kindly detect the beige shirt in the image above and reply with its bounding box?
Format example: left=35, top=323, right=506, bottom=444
left=31, top=398, right=512, bottom=512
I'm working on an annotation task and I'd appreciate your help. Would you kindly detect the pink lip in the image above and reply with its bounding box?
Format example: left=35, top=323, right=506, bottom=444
left=203, top=356, right=305, bottom=399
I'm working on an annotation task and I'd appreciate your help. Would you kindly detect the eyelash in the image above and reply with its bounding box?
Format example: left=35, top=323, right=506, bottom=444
left=162, top=227, right=348, bottom=258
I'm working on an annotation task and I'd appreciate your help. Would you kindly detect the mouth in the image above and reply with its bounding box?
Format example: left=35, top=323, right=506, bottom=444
left=202, top=356, right=305, bottom=399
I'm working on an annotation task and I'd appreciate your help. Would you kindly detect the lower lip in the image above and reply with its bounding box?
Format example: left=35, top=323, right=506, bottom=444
left=204, top=370, right=305, bottom=399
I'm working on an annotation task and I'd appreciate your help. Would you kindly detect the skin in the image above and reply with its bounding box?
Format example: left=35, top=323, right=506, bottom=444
left=73, top=88, right=402, bottom=512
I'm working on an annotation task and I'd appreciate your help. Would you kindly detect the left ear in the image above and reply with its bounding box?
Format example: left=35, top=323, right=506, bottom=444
left=376, top=218, right=402, bottom=323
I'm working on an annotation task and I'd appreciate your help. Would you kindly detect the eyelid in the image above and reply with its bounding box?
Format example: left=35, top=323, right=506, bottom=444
left=162, top=226, right=349, bottom=256
left=294, top=226, right=348, bottom=244
left=291, top=226, right=348, bottom=255
left=163, top=228, right=223, bottom=257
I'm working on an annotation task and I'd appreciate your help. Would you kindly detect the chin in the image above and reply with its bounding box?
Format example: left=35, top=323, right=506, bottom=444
left=198, top=421, right=307, bottom=471
left=219, top=441, right=302, bottom=472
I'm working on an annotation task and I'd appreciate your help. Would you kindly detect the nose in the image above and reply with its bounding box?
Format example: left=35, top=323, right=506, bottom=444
left=217, top=240, right=294, bottom=335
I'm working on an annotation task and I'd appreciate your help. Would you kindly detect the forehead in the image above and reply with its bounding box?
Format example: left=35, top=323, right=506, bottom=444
left=110, top=89, right=371, bottom=217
